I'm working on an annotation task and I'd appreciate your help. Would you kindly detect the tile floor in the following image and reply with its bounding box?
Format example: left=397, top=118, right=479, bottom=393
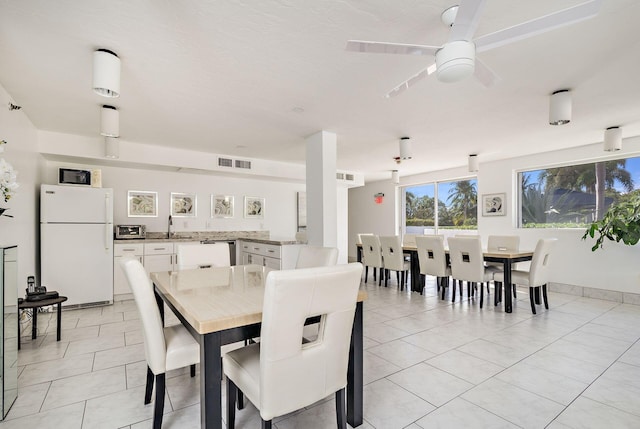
left=4, top=277, right=640, bottom=428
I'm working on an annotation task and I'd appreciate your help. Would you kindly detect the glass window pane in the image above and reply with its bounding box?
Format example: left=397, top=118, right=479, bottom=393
left=437, top=179, right=478, bottom=233
left=405, top=184, right=435, bottom=235
left=520, top=156, right=640, bottom=228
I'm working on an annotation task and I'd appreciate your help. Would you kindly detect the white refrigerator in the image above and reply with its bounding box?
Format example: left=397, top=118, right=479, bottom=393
left=40, top=184, right=114, bottom=307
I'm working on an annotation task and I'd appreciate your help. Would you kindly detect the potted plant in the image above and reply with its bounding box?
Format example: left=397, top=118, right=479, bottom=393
left=582, top=192, right=640, bottom=251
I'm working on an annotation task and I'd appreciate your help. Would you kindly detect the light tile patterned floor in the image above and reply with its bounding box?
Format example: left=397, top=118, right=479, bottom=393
left=4, top=277, right=640, bottom=428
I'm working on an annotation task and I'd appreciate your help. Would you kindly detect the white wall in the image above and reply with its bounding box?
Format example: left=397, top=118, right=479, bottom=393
left=349, top=138, right=640, bottom=293
left=43, top=160, right=305, bottom=238
left=0, top=84, right=41, bottom=289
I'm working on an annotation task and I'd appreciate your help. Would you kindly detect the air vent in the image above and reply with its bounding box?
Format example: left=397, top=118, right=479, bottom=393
left=336, top=173, right=344, bottom=180
left=218, top=157, right=233, bottom=167
left=235, top=160, right=251, bottom=169
left=345, top=174, right=354, bottom=181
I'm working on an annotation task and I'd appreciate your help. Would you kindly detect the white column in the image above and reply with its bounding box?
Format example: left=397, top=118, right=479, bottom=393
left=305, top=131, right=337, bottom=247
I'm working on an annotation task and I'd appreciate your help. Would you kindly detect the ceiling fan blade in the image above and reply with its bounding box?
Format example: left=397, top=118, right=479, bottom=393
left=475, top=0, right=601, bottom=53
left=473, top=58, right=500, bottom=88
left=448, top=0, right=487, bottom=42
left=346, top=40, right=439, bottom=56
left=385, top=63, right=437, bottom=98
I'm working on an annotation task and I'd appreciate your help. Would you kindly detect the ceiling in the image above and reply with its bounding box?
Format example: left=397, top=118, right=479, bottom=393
left=1, top=0, right=639, bottom=182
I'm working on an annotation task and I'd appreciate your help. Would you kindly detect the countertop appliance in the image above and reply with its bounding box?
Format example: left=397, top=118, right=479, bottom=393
left=115, top=224, right=146, bottom=239
left=40, top=184, right=114, bottom=307
left=58, top=167, right=93, bottom=186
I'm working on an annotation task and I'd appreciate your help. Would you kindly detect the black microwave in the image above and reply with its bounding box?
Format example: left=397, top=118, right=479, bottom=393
left=58, top=168, right=92, bottom=186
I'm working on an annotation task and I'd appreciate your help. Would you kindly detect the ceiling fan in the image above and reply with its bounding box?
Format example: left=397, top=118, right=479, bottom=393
left=346, top=0, right=601, bottom=98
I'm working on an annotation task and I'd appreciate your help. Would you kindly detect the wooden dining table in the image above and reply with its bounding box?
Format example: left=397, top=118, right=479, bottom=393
left=151, top=264, right=367, bottom=429
left=356, top=243, right=533, bottom=313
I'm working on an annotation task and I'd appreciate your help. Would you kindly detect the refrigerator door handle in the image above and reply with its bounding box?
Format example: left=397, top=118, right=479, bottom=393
left=105, top=223, right=111, bottom=251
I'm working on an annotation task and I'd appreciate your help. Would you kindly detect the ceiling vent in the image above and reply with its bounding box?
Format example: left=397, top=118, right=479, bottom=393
left=218, top=157, right=233, bottom=167
left=336, top=173, right=345, bottom=180
left=345, top=174, right=354, bottom=181
left=235, top=159, right=251, bottom=169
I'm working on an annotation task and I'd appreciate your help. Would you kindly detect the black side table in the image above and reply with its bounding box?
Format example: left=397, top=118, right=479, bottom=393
left=18, top=296, right=68, bottom=350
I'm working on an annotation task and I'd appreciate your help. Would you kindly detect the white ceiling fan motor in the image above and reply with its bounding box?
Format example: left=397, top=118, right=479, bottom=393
left=436, top=40, right=476, bottom=83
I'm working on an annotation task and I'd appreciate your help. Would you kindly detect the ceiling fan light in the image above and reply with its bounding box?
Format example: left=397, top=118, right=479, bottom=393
left=468, top=154, right=479, bottom=172
left=436, top=41, right=475, bottom=83
left=93, top=49, right=121, bottom=98
left=604, top=126, right=622, bottom=152
left=101, top=105, right=119, bottom=137
left=105, top=136, right=119, bottom=159
left=549, top=89, right=571, bottom=125
left=399, top=137, right=412, bottom=160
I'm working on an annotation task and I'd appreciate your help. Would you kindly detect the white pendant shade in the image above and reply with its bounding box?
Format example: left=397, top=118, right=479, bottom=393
left=604, top=126, right=622, bottom=152
left=399, top=137, right=412, bottom=160
left=93, top=49, right=121, bottom=98
left=468, top=154, right=479, bottom=172
left=549, top=89, right=571, bottom=125
left=105, top=136, right=119, bottom=159
left=392, top=170, right=400, bottom=184
left=101, top=105, right=119, bottom=137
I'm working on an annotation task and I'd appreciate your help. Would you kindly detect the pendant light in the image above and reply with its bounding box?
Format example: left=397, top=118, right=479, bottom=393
left=105, top=136, right=119, bottom=159
left=549, top=89, right=571, bottom=125
left=468, top=154, right=479, bottom=172
left=399, top=137, right=412, bottom=160
left=93, top=49, right=121, bottom=98
left=101, top=105, right=119, bottom=137
left=604, top=126, right=622, bottom=152
left=392, top=170, right=400, bottom=184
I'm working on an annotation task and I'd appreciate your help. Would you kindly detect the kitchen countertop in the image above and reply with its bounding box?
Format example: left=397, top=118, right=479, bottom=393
left=114, top=236, right=301, bottom=246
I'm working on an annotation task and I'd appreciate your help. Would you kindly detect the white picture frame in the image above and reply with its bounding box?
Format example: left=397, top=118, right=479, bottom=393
left=482, top=193, right=506, bottom=216
left=127, top=190, right=158, bottom=217
left=211, top=195, right=234, bottom=218
left=171, top=192, right=197, bottom=217
left=244, top=196, right=264, bottom=219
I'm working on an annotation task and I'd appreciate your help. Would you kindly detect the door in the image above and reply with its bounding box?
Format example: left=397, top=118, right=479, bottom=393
left=41, top=223, right=114, bottom=306
left=41, top=185, right=113, bottom=224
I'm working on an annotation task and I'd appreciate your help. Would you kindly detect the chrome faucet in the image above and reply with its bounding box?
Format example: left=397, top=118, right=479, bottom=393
left=168, top=215, right=173, bottom=238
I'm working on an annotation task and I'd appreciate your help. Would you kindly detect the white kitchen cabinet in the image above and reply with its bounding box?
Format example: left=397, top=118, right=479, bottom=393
left=143, top=243, right=174, bottom=276
left=113, top=243, right=144, bottom=295
left=238, top=240, right=301, bottom=269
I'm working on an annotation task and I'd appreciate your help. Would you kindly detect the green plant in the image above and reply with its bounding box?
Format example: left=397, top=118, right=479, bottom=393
left=582, top=193, right=640, bottom=251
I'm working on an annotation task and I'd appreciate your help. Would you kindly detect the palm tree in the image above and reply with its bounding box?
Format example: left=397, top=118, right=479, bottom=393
left=447, top=180, right=477, bottom=224
left=405, top=191, right=416, bottom=219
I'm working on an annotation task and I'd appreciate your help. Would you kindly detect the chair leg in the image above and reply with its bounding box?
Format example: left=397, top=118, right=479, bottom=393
left=373, top=267, right=376, bottom=281
left=153, top=373, right=165, bottom=429
left=227, top=378, right=237, bottom=429
left=513, top=284, right=517, bottom=298
left=144, top=366, right=154, bottom=405
left=480, top=283, right=484, bottom=308
left=529, top=287, right=537, bottom=314
left=261, top=419, right=273, bottom=429
left=542, top=284, right=549, bottom=309
left=190, top=364, right=196, bottom=377
left=364, top=266, right=368, bottom=283
left=379, top=268, right=383, bottom=287
left=336, top=388, right=347, bottom=429
left=237, top=388, right=245, bottom=410
left=452, top=279, right=456, bottom=302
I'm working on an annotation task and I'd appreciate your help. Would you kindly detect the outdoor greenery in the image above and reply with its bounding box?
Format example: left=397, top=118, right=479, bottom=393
left=521, top=159, right=635, bottom=228
left=582, top=192, right=640, bottom=251
left=405, top=180, right=477, bottom=228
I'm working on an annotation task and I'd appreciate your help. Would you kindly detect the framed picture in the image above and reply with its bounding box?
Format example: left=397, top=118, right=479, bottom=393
left=171, top=192, right=197, bottom=217
left=482, top=193, right=506, bottom=216
left=211, top=195, right=234, bottom=218
left=127, top=190, right=158, bottom=217
left=244, top=196, right=264, bottom=219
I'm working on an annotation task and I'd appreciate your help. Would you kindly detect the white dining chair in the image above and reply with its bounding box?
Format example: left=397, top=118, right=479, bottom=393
left=493, top=238, right=558, bottom=314
left=360, top=234, right=384, bottom=285
left=448, top=236, right=494, bottom=308
left=222, top=263, right=363, bottom=429
left=486, top=235, right=520, bottom=300
left=295, top=245, right=338, bottom=268
left=176, top=242, right=230, bottom=270
left=120, top=257, right=199, bottom=429
left=415, top=235, right=451, bottom=298
left=379, top=235, right=411, bottom=290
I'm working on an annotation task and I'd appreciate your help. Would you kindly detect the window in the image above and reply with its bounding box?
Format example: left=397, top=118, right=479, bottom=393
left=404, top=178, right=477, bottom=236
left=519, top=156, right=640, bottom=228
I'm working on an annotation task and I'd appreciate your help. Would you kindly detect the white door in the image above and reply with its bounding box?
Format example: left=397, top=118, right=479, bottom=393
left=41, top=185, right=113, bottom=224
left=41, top=223, right=114, bottom=306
